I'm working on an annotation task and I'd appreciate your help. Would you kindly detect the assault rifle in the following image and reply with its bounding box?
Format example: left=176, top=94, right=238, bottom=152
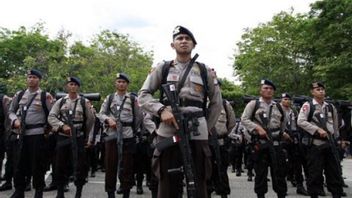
left=161, top=83, right=198, bottom=198
left=258, top=110, right=279, bottom=189
left=66, top=108, right=79, bottom=182
left=313, top=112, right=343, bottom=182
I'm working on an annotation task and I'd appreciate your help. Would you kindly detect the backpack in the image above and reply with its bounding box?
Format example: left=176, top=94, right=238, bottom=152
left=159, top=60, right=209, bottom=113
left=106, top=92, right=136, bottom=133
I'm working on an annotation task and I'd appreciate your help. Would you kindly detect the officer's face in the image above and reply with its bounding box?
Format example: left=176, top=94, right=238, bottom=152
left=171, top=34, right=195, bottom=55
left=66, top=82, right=79, bottom=93
left=281, top=98, right=291, bottom=107
left=260, top=85, right=274, bottom=99
left=311, top=87, right=325, bottom=99
left=26, top=75, right=40, bottom=88
left=115, top=79, right=128, bottom=92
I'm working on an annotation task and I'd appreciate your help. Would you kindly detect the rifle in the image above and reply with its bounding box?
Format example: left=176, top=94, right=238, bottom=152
left=313, top=112, right=343, bottom=181
left=66, top=107, right=79, bottom=182
left=209, top=128, right=227, bottom=195
left=16, top=93, right=38, bottom=166
left=161, top=83, right=198, bottom=198
left=258, top=109, right=279, bottom=189
left=103, top=105, right=124, bottom=176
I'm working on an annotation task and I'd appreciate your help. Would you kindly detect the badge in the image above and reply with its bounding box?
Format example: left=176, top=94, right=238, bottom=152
left=116, top=105, right=120, bottom=111
left=194, top=84, right=203, bottom=93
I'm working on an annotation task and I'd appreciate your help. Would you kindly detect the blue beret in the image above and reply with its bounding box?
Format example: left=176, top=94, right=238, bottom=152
left=116, top=73, right=130, bottom=83
left=27, top=69, right=42, bottom=79
left=281, top=93, right=291, bottom=99
left=260, top=79, right=276, bottom=91
left=173, top=25, right=197, bottom=45
left=66, top=77, right=81, bottom=87
left=311, top=82, right=325, bottom=89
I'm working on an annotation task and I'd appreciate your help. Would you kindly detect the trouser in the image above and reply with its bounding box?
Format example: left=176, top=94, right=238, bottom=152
left=152, top=136, right=212, bottom=198
left=207, top=144, right=230, bottom=195
left=306, top=144, right=343, bottom=196
left=87, top=145, right=98, bottom=173
left=134, top=140, right=152, bottom=185
left=253, top=143, right=287, bottom=196
left=55, top=135, right=88, bottom=187
left=229, top=143, right=244, bottom=172
left=105, top=138, right=135, bottom=193
left=13, top=134, right=47, bottom=191
left=3, top=134, right=15, bottom=182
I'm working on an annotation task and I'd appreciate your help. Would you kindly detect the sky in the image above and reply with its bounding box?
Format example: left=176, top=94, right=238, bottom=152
left=0, top=0, right=317, bottom=82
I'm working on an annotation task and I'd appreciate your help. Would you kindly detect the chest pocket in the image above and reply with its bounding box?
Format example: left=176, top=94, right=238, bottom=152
left=166, top=68, right=180, bottom=82
left=189, top=74, right=204, bottom=98
left=270, top=107, right=283, bottom=128
left=120, top=98, right=133, bottom=122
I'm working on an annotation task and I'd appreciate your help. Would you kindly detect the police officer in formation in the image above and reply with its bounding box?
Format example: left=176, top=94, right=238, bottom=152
left=207, top=80, right=236, bottom=198
left=8, top=69, right=54, bottom=198
left=48, top=77, right=95, bottom=198
left=98, top=73, right=142, bottom=198
left=138, top=25, right=222, bottom=198
left=241, top=79, right=290, bottom=198
left=297, top=82, right=345, bottom=198
left=279, top=93, right=309, bottom=196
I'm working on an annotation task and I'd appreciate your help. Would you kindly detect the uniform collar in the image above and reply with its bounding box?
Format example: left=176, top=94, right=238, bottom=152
left=259, top=97, right=276, bottom=105
left=312, top=98, right=328, bottom=107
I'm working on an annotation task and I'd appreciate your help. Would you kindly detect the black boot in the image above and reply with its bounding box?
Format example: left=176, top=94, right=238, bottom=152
left=56, top=186, right=65, bottom=198
left=296, top=184, right=309, bottom=196
left=136, top=185, right=143, bottom=194
left=34, top=189, right=43, bottom=198
left=44, top=182, right=57, bottom=191
left=10, top=189, right=25, bottom=198
left=0, top=181, right=12, bottom=191
left=122, top=190, right=130, bottom=198
left=75, top=185, right=83, bottom=198
left=107, top=191, right=116, bottom=198
left=116, top=185, right=123, bottom=194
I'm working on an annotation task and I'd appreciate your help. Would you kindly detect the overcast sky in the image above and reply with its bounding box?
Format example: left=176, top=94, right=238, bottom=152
left=0, top=0, right=317, bottom=81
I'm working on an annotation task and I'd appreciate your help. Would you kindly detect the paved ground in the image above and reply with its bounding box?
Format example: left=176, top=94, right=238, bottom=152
left=1, top=159, right=352, bottom=197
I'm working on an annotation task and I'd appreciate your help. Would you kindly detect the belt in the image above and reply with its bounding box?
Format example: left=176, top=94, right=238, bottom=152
left=121, top=122, right=133, bottom=127
left=184, top=111, right=205, bottom=119
left=25, top=123, right=46, bottom=130
left=163, top=99, right=204, bottom=109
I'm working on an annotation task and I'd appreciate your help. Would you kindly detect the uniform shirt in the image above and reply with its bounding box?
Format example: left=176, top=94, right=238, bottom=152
left=282, top=105, right=298, bottom=132
left=297, top=98, right=339, bottom=137
left=98, top=92, right=142, bottom=139
left=214, top=100, right=236, bottom=137
left=241, top=97, right=286, bottom=136
left=9, top=89, right=53, bottom=136
left=138, top=60, right=222, bottom=140
left=48, top=94, right=94, bottom=137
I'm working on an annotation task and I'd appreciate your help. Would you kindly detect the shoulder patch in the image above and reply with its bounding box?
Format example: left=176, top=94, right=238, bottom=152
left=302, top=104, right=309, bottom=112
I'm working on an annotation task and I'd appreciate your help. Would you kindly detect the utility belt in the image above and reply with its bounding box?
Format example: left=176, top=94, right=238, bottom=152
left=301, top=134, right=328, bottom=146
left=163, top=99, right=204, bottom=109
left=25, top=123, right=46, bottom=130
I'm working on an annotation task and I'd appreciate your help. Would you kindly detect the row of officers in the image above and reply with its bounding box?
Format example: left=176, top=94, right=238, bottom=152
left=0, top=25, right=350, bottom=198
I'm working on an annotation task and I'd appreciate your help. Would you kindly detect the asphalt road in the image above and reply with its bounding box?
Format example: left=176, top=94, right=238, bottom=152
left=1, top=159, right=352, bottom=198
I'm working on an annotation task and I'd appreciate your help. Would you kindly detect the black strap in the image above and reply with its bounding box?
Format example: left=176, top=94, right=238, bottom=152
left=176, top=54, right=199, bottom=94
left=223, top=99, right=229, bottom=128
left=275, top=103, right=285, bottom=123
left=21, top=93, right=38, bottom=125
left=250, top=99, right=260, bottom=121
left=160, top=60, right=173, bottom=103
left=0, top=94, right=4, bottom=128
left=41, top=91, right=49, bottom=117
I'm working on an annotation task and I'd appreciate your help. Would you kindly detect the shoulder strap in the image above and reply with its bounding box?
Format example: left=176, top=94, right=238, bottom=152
left=0, top=94, right=4, bottom=125
left=107, top=94, right=115, bottom=114
left=129, top=93, right=136, bottom=133
left=250, top=99, right=260, bottom=121
left=80, top=97, right=87, bottom=124
left=159, top=60, right=172, bottom=102
left=223, top=99, right=229, bottom=127
left=308, top=100, right=315, bottom=122
left=41, top=91, right=49, bottom=117
left=275, top=103, right=285, bottom=123
left=14, top=90, right=26, bottom=112
left=197, top=62, right=209, bottom=114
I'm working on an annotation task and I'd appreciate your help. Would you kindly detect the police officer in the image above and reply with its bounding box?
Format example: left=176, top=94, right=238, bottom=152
left=48, top=77, right=94, bottom=198
left=98, top=73, right=142, bottom=198
left=207, top=80, right=236, bottom=198
left=0, top=93, right=11, bottom=186
left=241, top=79, right=289, bottom=198
left=297, top=82, right=344, bottom=198
left=8, top=69, right=54, bottom=198
left=280, top=93, right=309, bottom=196
left=138, top=25, right=222, bottom=198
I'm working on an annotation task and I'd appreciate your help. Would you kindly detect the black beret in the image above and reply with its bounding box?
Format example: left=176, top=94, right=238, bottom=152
left=116, top=73, right=130, bottom=83
left=281, top=93, right=291, bottom=99
left=311, top=82, right=325, bottom=89
left=66, top=77, right=81, bottom=87
left=260, top=79, right=276, bottom=91
left=172, top=25, right=197, bottom=45
left=27, top=69, right=42, bottom=79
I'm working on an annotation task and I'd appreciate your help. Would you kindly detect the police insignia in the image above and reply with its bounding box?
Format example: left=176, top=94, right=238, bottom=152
left=173, top=26, right=181, bottom=35
left=195, top=84, right=203, bottom=93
